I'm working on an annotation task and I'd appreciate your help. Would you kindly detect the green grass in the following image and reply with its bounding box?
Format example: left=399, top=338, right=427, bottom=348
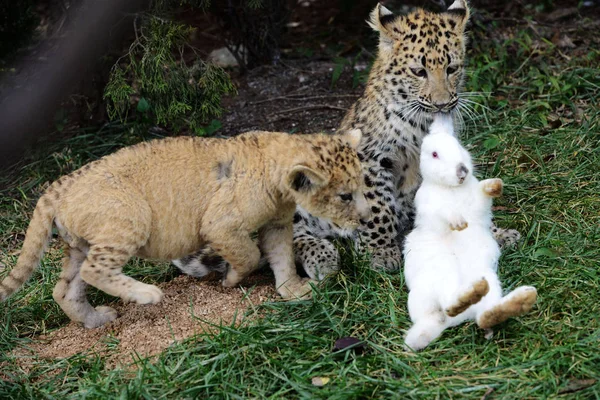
left=1, top=28, right=600, bottom=398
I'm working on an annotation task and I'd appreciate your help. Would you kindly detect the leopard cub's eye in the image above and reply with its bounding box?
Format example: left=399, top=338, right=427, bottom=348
left=447, top=66, right=458, bottom=75
left=339, top=193, right=353, bottom=201
left=432, top=151, right=439, bottom=158
left=410, top=68, right=427, bottom=78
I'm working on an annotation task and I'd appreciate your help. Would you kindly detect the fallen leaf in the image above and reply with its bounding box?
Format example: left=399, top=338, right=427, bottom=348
left=491, top=206, right=518, bottom=213
left=545, top=7, right=579, bottom=22
left=311, top=377, right=330, bottom=387
left=558, top=379, right=597, bottom=394
left=547, top=113, right=562, bottom=128
left=551, top=32, right=576, bottom=49
left=533, top=247, right=559, bottom=258
left=334, top=336, right=366, bottom=353
left=483, top=136, right=501, bottom=150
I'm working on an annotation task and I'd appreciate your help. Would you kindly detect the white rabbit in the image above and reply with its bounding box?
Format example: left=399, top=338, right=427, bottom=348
left=402, top=114, right=537, bottom=351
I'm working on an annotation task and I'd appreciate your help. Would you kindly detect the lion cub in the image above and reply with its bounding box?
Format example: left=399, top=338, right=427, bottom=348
left=0, top=130, right=369, bottom=328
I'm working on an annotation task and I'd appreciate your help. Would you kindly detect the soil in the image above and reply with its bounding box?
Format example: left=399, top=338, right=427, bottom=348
left=11, top=273, right=276, bottom=370
left=210, top=61, right=363, bottom=136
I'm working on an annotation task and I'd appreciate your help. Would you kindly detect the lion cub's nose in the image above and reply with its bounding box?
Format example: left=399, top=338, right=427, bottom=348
left=456, top=163, right=469, bottom=183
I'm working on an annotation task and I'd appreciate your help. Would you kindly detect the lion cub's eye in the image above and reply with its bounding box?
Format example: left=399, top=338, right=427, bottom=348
left=339, top=193, right=353, bottom=202
left=447, top=66, right=458, bottom=75
left=410, top=68, right=427, bottom=78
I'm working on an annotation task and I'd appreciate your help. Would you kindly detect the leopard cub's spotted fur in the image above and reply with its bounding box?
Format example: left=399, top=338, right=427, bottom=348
left=0, top=130, right=368, bottom=328
left=175, top=0, right=521, bottom=280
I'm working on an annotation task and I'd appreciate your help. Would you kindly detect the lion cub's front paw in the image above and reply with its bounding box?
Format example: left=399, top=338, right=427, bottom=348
left=449, top=216, right=468, bottom=231
left=125, top=283, right=164, bottom=305
left=278, top=277, right=315, bottom=300
left=481, top=178, right=503, bottom=198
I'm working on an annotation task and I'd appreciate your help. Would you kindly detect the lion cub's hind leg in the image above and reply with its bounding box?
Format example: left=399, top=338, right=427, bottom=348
left=80, top=243, right=163, bottom=307
left=53, top=246, right=118, bottom=329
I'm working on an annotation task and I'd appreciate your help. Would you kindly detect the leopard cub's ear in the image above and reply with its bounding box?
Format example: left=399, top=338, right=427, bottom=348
left=445, top=0, right=470, bottom=26
left=368, top=3, right=397, bottom=50
left=342, top=129, right=362, bottom=150
left=288, top=165, right=329, bottom=192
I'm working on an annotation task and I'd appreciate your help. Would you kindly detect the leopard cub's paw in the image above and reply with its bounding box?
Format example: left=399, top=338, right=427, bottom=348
left=493, top=227, right=521, bottom=249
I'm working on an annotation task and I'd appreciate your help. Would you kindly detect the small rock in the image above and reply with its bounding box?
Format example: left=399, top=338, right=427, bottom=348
left=208, top=46, right=247, bottom=68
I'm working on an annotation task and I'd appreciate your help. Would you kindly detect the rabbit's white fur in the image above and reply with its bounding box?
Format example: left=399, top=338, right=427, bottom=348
left=403, top=114, right=537, bottom=351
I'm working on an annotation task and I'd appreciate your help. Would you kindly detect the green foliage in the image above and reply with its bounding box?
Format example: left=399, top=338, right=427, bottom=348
left=195, top=119, right=222, bottom=136
left=330, top=51, right=371, bottom=89
left=104, top=16, right=236, bottom=133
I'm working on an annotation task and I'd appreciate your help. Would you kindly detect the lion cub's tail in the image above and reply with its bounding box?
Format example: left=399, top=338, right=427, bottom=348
left=0, top=195, right=55, bottom=301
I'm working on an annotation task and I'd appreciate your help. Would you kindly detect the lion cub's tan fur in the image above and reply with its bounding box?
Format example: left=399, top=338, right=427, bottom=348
left=0, top=130, right=368, bottom=328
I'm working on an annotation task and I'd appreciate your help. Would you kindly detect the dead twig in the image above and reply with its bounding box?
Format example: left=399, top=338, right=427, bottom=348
left=278, top=60, right=320, bottom=74
left=511, top=44, right=539, bottom=77
left=250, top=94, right=359, bottom=105
left=274, top=105, right=347, bottom=115
left=267, top=104, right=347, bottom=123
left=558, top=379, right=597, bottom=395
left=481, top=387, right=495, bottom=400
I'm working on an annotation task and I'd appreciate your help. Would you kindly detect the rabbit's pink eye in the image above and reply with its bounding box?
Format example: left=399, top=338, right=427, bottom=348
left=432, top=152, right=438, bottom=158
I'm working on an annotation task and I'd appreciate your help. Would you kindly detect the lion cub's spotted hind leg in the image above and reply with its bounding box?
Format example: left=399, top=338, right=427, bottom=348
left=53, top=246, right=118, bottom=329
left=79, top=243, right=164, bottom=306
left=56, top=242, right=164, bottom=328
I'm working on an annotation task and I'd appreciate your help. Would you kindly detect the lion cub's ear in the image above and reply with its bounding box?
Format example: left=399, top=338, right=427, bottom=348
left=288, top=165, right=330, bottom=192
left=343, top=129, right=362, bottom=150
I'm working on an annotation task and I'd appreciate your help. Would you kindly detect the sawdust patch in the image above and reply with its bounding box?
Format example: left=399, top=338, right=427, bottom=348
left=10, top=272, right=277, bottom=369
